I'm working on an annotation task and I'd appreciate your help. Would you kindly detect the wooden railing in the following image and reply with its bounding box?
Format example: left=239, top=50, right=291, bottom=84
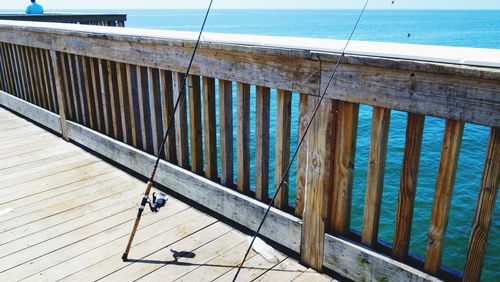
left=0, top=13, right=126, bottom=26
left=0, top=20, right=498, bottom=282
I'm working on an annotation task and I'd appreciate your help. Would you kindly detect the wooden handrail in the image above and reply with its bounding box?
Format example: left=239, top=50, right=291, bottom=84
left=0, top=21, right=497, bottom=125
left=0, top=21, right=498, bottom=281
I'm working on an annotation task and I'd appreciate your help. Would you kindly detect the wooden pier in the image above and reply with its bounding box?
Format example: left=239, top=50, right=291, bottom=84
left=0, top=13, right=126, bottom=27
left=0, top=19, right=498, bottom=281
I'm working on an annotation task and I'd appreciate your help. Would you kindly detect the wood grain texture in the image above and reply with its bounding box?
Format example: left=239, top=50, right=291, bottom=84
left=424, top=120, right=464, bottom=274
left=98, top=59, right=111, bottom=136
left=12, top=45, right=26, bottom=105
left=393, top=113, right=425, bottom=259
left=30, top=47, right=42, bottom=106
left=237, top=82, right=250, bottom=194
left=42, top=49, right=57, bottom=113
left=0, top=91, right=61, bottom=134
left=188, top=74, right=203, bottom=175
left=80, top=56, right=95, bottom=129
left=38, top=49, right=51, bottom=111
left=48, top=50, right=68, bottom=140
left=66, top=54, right=83, bottom=123
left=36, top=48, right=48, bottom=108
left=0, top=43, right=7, bottom=92
left=274, top=89, right=292, bottom=209
left=0, top=45, right=4, bottom=91
left=40, top=49, right=54, bottom=111
left=10, top=44, right=19, bottom=96
left=301, top=97, right=336, bottom=270
left=5, top=43, right=15, bottom=94
left=3, top=43, right=14, bottom=94
left=323, top=233, right=440, bottom=282
left=173, top=71, right=189, bottom=168
left=255, top=86, right=270, bottom=202
left=26, top=46, right=38, bottom=106
left=0, top=43, right=12, bottom=93
left=463, top=127, right=500, bottom=282
left=45, top=32, right=320, bottom=96
left=147, top=67, right=163, bottom=155
left=125, top=64, right=137, bottom=147
left=362, top=106, right=391, bottom=247
left=22, top=46, right=33, bottom=103
left=75, top=55, right=88, bottom=126
left=159, top=69, right=176, bottom=163
left=89, top=57, right=103, bottom=133
left=107, top=60, right=122, bottom=141
left=295, top=94, right=309, bottom=218
left=329, top=101, right=359, bottom=235
left=26, top=48, right=40, bottom=105
left=21, top=46, right=34, bottom=104
left=14, top=45, right=27, bottom=102
left=202, top=76, right=217, bottom=180
left=219, top=79, right=233, bottom=187
left=59, top=52, right=74, bottom=121
left=10, top=45, right=22, bottom=100
left=40, top=50, right=55, bottom=112
left=27, top=46, right=39, bottom=104
left=136, top=65, right=149, bottom=152
left=0, top=46, right=4, bottom=91
left=116, top=62, right=131, bottom=143
left=26, top=47, right=38, bottom=105
left=319, top=58, right=500, bottom=128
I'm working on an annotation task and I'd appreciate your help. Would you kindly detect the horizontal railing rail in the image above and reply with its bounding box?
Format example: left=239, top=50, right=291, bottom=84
left=0, top=13, right=126, bottom=26
left=0, top=21, right=498, bottom=282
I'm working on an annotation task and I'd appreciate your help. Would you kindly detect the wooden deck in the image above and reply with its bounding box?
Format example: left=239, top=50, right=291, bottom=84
left=0, top=107, right=332, bottom=282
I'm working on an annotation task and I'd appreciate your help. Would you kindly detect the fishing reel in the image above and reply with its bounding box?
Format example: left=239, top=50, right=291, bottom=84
left=147, top=191, right=168, bottom=213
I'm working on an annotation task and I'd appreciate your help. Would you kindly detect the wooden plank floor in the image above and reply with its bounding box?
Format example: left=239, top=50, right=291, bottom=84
left=0, top=107, right=333, bottom=282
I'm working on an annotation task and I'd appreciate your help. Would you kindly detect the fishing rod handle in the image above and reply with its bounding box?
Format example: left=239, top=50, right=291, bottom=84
left=122, top=181, right=154, bottom=261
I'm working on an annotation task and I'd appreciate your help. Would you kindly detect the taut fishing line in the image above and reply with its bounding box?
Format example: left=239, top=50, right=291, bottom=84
left=122, top=0, right=214, bottom=261
left=232, top=0, right=370, bottom=280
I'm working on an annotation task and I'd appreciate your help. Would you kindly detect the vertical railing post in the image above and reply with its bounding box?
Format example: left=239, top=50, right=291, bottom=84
left=274, top=89, right=292, bottom=209
left=49, top=50, right=69, bottom=141
left=463, top=127, right=499, bottom=281
left=424, top=120, right=464, bottom=274
left=329, top=101, right=359, bottom=235
left=300, top=96, right=336, bottom=270
left=393, top=113, right=425, bottom=259
left=362, top=106, right=391, bottom=247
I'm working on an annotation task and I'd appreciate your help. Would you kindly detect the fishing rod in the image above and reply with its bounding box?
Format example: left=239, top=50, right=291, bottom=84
left=232, top=0, right=370, bottom=280
left=122, top=0, right=214, bottom=262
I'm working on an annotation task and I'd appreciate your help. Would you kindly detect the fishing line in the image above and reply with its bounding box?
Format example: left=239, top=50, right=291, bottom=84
left=232, top=0, right=370, bottom=280
left=122, top=0, right=214, bottom=261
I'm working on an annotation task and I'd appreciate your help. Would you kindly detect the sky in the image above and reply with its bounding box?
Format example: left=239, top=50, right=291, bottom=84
left=2, top=0, right=500, bottom=10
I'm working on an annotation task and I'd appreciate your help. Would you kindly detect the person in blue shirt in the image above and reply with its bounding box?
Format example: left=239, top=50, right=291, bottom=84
left=25, top=0, right=44, bottom=15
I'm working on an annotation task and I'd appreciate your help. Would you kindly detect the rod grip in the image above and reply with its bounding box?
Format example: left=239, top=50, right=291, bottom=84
left=122, top=181, right=154, bottom=260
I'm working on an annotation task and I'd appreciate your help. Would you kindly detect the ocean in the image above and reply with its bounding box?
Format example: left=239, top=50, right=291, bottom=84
left=3, top=8, right=500, bottom=280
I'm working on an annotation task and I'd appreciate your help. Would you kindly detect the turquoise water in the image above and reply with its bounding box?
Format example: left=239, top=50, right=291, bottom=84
left=122, top=10, right=499, bottom=280
left=3, top=9, right=499, bottom=280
